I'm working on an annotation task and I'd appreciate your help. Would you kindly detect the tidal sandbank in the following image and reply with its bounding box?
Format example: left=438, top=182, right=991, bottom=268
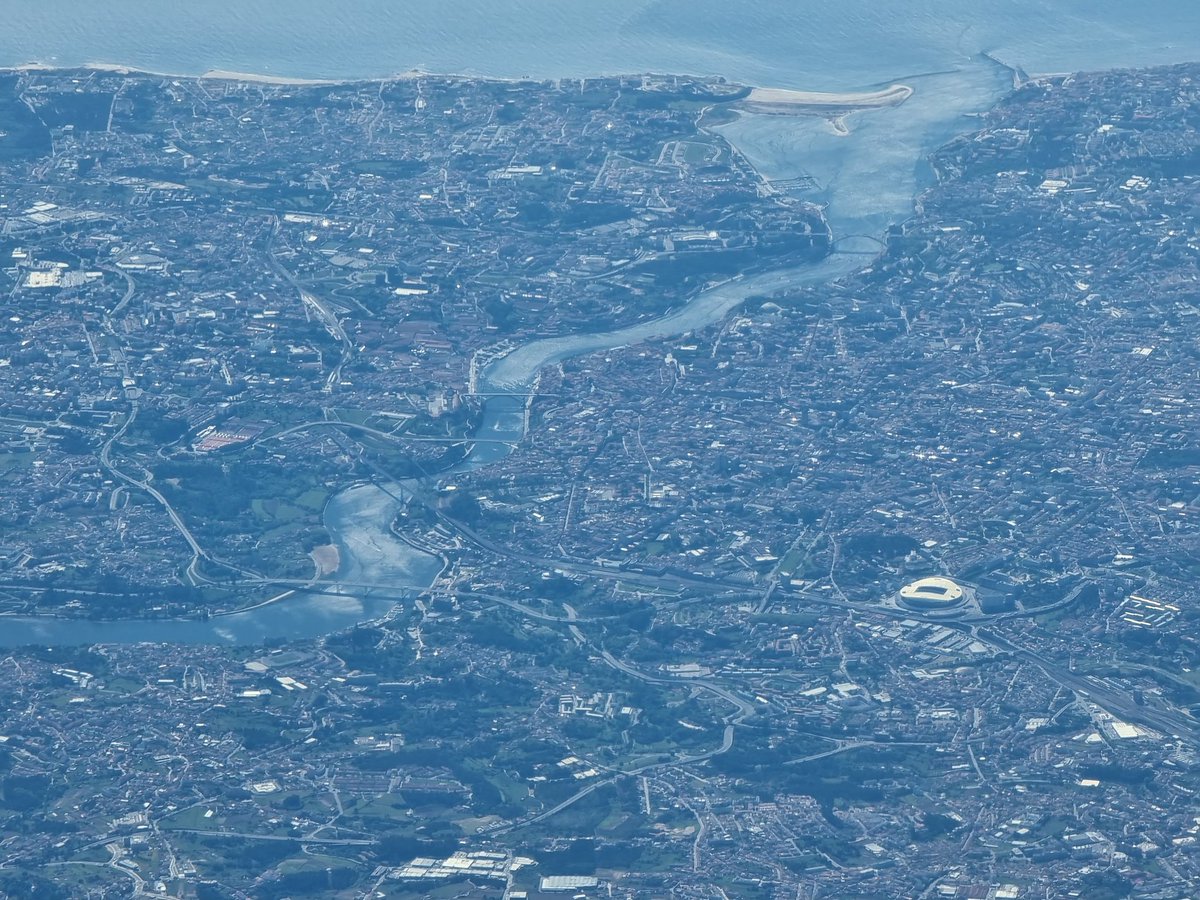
left=738, top=83, right=913, bottom=115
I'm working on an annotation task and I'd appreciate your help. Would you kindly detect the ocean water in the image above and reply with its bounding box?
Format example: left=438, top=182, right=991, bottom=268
left=2, top=0, right=1198, bottom=88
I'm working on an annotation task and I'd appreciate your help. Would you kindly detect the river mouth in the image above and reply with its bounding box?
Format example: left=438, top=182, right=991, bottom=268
left=0, top=60, right=1012, bottom=647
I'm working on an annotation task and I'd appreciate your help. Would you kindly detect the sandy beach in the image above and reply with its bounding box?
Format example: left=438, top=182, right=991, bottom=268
left=200, top=68, right=339, bottom=85
left=4, top=61, right=525, bottom=87
left=7, top=61, right=347, bottom=85
left=738, top=83, right=913, bottom=115
left=310, top=543, right=342, bottom=576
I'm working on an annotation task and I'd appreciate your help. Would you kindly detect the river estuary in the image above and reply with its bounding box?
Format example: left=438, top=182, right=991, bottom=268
left=0, top=54, right=1027, bottom=645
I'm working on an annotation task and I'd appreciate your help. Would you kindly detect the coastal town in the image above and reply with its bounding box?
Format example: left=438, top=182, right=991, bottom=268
left=0, top=66, right=825, bottom=613
left=0, top=57, right=1199, bottom=900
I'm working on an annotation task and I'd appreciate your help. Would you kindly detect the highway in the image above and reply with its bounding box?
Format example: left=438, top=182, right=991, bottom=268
left=978, top=627, right=1200, bottom=742
left=599, top=650, right=757, bottom=722
left=483, top=599, right=745, bottom=835
left=395, top=474, right=1189, bottom=743
left=491, top=725, right=735, bottom=835
left=257, top=418, right=514, bottom=446
left=160, top=828, right=374, bottom=846
left=265, top=216, right=354, bottom=393
left=313, top=457, right=1200, bottom=751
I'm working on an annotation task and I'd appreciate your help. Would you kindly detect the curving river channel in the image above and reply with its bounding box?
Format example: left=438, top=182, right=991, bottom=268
left=0, top=59, right=1013, bottom=645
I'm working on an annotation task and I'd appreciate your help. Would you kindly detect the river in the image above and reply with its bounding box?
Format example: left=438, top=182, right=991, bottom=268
left=1, top=4, right=1197, bottom=644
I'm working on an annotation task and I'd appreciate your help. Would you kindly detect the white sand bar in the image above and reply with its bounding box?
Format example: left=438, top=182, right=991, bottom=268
left=739, top=83, right=913, bottom=115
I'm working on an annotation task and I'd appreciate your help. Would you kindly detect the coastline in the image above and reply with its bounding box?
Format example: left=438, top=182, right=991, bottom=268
left=202, top=68, right=340, bottom=85
left=4, top=60, right=918, bottom=106
left=5, top=60, right=551, bottom=87
left=9, top=60, right=354, bottom=85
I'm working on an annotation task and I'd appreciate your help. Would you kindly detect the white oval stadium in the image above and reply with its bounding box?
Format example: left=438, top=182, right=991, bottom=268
left=898, top=576, right=966, bottom=611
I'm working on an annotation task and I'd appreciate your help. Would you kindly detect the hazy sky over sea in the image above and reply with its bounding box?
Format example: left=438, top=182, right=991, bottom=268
left=3, top=0, right=1198, bottom=88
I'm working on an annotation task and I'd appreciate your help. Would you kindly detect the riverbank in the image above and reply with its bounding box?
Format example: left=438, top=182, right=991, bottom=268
left=0, top=59, right=1014, bottom=647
